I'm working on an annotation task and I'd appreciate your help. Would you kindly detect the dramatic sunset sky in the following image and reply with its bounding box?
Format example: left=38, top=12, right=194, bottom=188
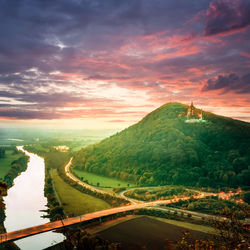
left=0, top=0, right=249, bottom=129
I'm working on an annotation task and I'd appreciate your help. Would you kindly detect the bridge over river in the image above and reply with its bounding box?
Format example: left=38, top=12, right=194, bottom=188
left=1, top=157, right=242, bottom=246
left=0, top=199, right=182, bottom=245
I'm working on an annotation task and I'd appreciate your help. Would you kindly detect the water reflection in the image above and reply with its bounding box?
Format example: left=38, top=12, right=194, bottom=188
left=3, top=146, right=65, bottom=249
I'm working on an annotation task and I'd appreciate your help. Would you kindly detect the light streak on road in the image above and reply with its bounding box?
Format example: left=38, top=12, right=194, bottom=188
left=1, top=159, right=244, bottom=245
left=0, top=198, right=188, bottom=244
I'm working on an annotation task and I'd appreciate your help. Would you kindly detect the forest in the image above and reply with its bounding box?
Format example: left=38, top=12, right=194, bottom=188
left=73, top=103, right=250, bottom=189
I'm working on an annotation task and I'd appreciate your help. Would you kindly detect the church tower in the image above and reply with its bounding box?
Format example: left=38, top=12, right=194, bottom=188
left=185, top=102, right=206, bottom=123
left=187, top=101, right=195, bottom=118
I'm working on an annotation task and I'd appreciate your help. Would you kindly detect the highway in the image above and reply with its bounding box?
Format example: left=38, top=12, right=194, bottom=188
left=1, top=158, right=243, bottom=245
left=65, top=158, right=241, bottom=204
left=65, top=158, right=108, bottom=195
left=0, top=198, right=189, bottom=244
left=65, top=158, right=131, bottom=201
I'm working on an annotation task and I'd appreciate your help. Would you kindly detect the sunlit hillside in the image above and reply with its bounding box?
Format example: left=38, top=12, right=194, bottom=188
left=74, top=102, right=250, bottom=188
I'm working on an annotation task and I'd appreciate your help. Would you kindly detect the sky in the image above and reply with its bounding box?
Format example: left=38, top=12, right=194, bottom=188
left=0, top=0, right=249, bottom=130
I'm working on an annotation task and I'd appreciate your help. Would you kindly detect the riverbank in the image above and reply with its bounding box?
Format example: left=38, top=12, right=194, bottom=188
left=24, top=145, right=114, bottom=220
left=3, top=147, right=65, bottom=249
left=0, top=146, right=29, bottom=249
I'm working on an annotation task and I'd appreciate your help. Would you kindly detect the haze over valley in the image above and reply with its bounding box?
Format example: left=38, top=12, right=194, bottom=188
left=0, top=0, right=249, bottom=249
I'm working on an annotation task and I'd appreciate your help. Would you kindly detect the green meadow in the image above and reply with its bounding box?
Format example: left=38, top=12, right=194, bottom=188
left=51, top=169, right=111, bottom=216
left=73, top=169, right=134, bottom=188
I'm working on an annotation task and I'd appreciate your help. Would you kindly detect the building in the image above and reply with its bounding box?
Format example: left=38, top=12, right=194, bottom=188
left=186, top=102, right=204, bottom=122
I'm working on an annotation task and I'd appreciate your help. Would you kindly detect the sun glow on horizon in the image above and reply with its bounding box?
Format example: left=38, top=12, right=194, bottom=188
left=0, top=0, right=249, bottom=128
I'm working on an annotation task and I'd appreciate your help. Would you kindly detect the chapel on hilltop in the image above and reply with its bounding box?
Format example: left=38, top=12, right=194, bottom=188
left=186, top=101, right=203, bottom=120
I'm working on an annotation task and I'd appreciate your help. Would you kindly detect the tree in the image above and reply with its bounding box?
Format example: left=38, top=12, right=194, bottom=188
left=50, top=206, right=64, bottom=218
left=0, top=147, right=5, bottom=158
left=64, top=230, right=122, bottom=249
left=0, top=181, right=8, bottom=211
left=242, top=192, right=250, bottom=204
left=210, top=207, right=249, bottom=249
left=176, top=207, right=249, bottom=249
left=0, top=181, right=8, bottom=196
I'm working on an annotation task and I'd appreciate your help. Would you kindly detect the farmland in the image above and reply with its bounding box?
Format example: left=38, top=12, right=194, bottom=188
left=51, top=169, right=111, bottom=216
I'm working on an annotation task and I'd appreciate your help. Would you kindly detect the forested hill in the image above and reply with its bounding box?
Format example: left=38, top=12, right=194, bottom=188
left=73, top=102, right=250, bottom=188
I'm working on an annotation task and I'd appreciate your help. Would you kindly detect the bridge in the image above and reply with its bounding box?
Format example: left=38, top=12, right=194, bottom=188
left=0, top=199, right=185, bottom=245
left=0, top=157, right=186, bottom=245
left=1, top=158, right=242, bottom=245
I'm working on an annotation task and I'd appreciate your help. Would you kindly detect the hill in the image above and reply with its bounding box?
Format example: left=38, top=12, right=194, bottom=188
left=73, top=102, right=250, bottom=188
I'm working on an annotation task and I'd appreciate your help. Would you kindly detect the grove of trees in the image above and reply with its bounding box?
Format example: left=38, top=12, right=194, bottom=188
left=0, top=147, right=5, bottom=158
left=73, top=103, right=250, bottom=189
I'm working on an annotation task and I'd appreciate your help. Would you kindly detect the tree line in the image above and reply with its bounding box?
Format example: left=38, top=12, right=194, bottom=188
left=25, top=145, right=129, bottom=221
left=3, top=155, right=28, bottom=187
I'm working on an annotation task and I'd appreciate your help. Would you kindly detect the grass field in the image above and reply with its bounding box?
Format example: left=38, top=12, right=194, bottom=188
left=99, top=188, right=116, bottom=195
left=153, top=216, right=216, bottom=234
left=51, top=169, right=111, bottom=216
left=97, top=216, right=214, bottom=249
left=73, top=169, right=135, bottom=188
left=0, top=149, right=23, bottom=179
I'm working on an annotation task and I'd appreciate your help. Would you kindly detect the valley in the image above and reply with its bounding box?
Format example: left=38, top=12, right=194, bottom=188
left=0, top=103, right=249, bottom=249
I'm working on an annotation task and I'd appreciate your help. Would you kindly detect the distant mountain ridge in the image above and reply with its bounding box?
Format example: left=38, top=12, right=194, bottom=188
left=73, top=102, right=250, bottom=188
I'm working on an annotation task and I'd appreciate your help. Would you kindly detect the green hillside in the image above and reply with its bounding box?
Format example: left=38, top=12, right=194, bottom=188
left=73, top=102, right=250, bottom=188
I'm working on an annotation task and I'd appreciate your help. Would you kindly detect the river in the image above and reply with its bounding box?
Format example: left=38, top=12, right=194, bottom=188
left=3, top=146, right=65, bottom=249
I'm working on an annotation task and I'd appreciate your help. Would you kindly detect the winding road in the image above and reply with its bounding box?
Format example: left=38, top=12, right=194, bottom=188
left=0, top=158, right=243, bottom=245
left=65, top=158, right=132, bottom=202
left=65, top=158, right=110, bottom=195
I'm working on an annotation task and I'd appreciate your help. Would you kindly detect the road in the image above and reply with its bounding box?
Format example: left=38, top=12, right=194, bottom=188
left=66, top=159, right=118, bottom=196
left=120, top=186, right=242, bottom=204
left=0, top=198, right=190, bottom=244
left=1, top=158, right=243, bottom=245
left=65, top=158, right=242, bottom=208
left=65, top=158, right=142, bottom=204
left=153, top=206, right=227, bottom=221
left=119, top=188, right=147, bottom=204
left=65, top=158, right=130, bottom=201
left=65, top=160, right=204, bottom=204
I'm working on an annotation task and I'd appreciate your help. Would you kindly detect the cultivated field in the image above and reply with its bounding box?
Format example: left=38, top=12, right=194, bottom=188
left=51, top=169, right=111, bottom=216
left=97, top=216, right=214, bottom=249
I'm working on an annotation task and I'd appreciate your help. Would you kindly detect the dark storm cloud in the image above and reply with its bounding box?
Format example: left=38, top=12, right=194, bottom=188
left=0, top=89, right=120, bottom=108
left=0, top=0, right=209, bottom=72
left=204, top=0, right=250, bottom=36
left=203, top=73, right=250, bottom=93
left=0, top=109, right=61, bottom=119
left=149, top=49, right=248, bottom=78
left=2, top=0, right=244, bottom=79
left=0, top=0, right=247, bottom=78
